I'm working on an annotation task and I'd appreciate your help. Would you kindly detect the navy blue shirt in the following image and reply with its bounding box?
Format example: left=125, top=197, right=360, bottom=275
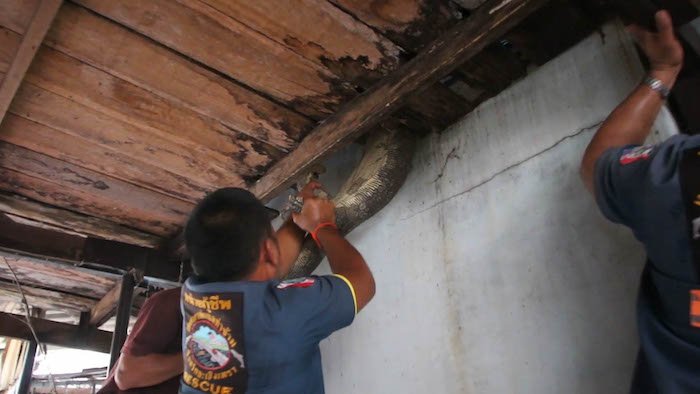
left=595, top=134, right=700, bottom=392
left=179, top=275, right=356, bottom=394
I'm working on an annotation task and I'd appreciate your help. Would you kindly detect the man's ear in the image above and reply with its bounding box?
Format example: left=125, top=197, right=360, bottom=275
left=262, top=237, right=281, bottom=270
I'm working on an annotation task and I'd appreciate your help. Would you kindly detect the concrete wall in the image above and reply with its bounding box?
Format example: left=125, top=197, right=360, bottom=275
left=316, top=23, right=678, bottom=394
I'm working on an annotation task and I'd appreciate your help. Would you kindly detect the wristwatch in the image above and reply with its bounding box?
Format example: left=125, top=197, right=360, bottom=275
left=643, top=75, right=671, bottom=100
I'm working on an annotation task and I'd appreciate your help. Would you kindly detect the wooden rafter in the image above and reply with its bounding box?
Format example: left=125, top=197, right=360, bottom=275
left=0, top=193, right=161, bottom=248
left=0, top=279, right=95, bottom=312
left=0, top=312, right=111, bottom=353
left=251, top=0, right=550, bottom=201
left=0, top=0, right=62, bottom=123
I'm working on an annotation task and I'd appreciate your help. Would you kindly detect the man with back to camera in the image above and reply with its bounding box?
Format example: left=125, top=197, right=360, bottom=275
left=98, top=183, right=327, bottom=393
left=580, top=10, right=700, bottom=393
left=180, top=182, right=375, bottom=393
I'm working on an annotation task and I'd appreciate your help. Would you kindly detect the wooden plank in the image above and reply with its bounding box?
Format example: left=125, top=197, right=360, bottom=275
left=0, top=144, right=190, bottom=235
left=8, top=81, right=246, bottom=190
left=251, top=0, right=549, bottom=201
left=13, top=33, right=282, bottom=178
left=0, top=114, right=209, bottom=203
left=0, top=253, right=116, bottom=299
left=201, top=0, right=469, bottom=133
left=0, top=1, right=312, bottom=151
left=74, top=0, right=353, bottom=118
left=0, top=192, right=162, bottom=248
left=89, top=280, right=121, bottom=327
left=0, top=0, right=61, bottom=124
left=200, top=0, right=402, bottom=81
left=0, top=312, right=112, bottom=353
left=0, top=280, right=95, bottom=312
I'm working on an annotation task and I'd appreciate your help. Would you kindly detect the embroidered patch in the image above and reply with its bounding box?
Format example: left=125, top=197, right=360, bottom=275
left=620, top=146, right=654, bottom=165
left=277, top=277, right=315, bottom=289
left=182, top=291, right=247, bottom=392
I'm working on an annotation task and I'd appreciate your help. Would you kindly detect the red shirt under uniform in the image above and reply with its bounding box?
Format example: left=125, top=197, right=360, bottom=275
left=99, top=287, right=182, bottom=394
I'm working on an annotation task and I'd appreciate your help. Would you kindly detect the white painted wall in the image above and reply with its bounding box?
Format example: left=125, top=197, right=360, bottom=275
left=317, top=23, right=676, bottom=394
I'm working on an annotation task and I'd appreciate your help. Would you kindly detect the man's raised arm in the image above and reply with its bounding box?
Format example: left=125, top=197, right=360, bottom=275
left=580, top=10, right=683, bottom=192
left=292, top=188, right=375, bottom=311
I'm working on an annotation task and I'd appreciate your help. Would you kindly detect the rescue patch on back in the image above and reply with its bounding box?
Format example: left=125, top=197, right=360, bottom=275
left=182, top=291, right=247, bottom=393
left=620, top=145, right=654, bottom=165
left=277, top=277, right=315, bottom=289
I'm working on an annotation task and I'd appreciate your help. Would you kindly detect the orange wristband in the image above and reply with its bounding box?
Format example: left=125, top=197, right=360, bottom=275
left=310, top=222, right=338, bottom=249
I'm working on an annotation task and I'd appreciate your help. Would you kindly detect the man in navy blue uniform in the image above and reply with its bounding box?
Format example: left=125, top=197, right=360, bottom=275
left=180, top=183, right=375, bottom=393
left=581, top=11, right=700, bottom=393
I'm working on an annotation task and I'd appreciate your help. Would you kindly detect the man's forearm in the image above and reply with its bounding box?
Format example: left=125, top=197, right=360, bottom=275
left=317, top=227, right=375, bottom=311
left=276, top=218, right=306, bottom=276
left=115, top=353, right=183, bottom=390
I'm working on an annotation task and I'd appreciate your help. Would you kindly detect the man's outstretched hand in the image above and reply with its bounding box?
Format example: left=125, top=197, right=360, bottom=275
left=628, top=10, right=684, bottom=82
left=292, top=181, right=336, bottom=234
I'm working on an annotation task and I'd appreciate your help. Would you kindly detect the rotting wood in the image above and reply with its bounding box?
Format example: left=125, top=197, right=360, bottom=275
left=0, top=279, right=95, bottom=312
left=9, top=82, right=246, bottom=190
left=89, top=280, right=122, bottom=327
left=0, top=166, right=180, bottom=236
left=0, top=114, right=209, bottom=203
left=330, top=0, right=459, bottom=53
left=252, top=0, right=550, bottom=201
left=0, top=311, right=112, bottom=353
left=0, top=192, right=161, bottom=248
left=0, top=1, right=313, bottom=151
left=0, top=252, right=116, bottom=299
left=0, top=0, right=62, bottom=124
left=0, top=142, right=191, bottom=235
left=74, top=0, right=354, bottom=118
left=5, top=213, right=85, bottom=238
left=199, top=0, right=402, bottom=80
left=203, top=0, right=470, bottom=134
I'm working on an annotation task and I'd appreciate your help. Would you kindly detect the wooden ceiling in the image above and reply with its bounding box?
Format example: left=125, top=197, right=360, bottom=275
left=0, top=0, right=610, bottom=253
left=0, top=0, right=630, bottom=328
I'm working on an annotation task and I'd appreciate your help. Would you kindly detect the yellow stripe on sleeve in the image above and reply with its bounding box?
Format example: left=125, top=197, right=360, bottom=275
left=333, top=274, right=358, bottom=315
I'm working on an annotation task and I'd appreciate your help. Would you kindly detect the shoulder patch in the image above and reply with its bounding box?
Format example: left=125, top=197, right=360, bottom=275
left=620, top=145, right=654, bottom=165
left=277, top=277, right=315, bottom=289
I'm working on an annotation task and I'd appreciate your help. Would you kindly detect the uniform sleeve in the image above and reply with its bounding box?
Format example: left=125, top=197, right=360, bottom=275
left=593, top=136, right=687, bottom=230
left=275, top=275, right=356, bottom=344
left=122, top=288, right=182, bottom=357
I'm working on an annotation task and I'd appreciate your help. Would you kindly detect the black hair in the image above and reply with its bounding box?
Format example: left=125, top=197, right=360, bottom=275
left=185, top=188, right=272, bottom=282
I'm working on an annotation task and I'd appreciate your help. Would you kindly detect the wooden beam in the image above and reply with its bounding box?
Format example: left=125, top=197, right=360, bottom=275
left=0, top=279, right=95, bottom=312
left=0, top=312, right=112, bottom=353
left=0, top=216, right=183, bottom=283
left=0, top=192, right=162, bottom=248
left=89, top=280, right=122, bottom=327
left=0, top=0, right=62, bottom=123
left=0, top=252, right=117, bottom=299
left=0, top=142, right=190, bottom=236
left=251, top=0, right=549, bottom=201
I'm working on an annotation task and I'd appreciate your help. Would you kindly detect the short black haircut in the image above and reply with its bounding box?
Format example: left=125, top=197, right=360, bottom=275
left=185, top=188, right=273, bottom=282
